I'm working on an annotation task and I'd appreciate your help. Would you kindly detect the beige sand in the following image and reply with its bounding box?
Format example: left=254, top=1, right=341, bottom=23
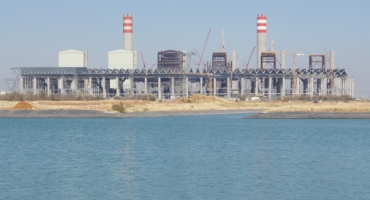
left=0, top=95, right=369, bottom=113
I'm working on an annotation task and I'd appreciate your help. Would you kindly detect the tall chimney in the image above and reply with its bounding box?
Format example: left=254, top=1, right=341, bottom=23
left=123, top=14, right=133, bottom=50
left=330, top=50, right=335, bottom=69
left=257, top=14, right=267, bottom=69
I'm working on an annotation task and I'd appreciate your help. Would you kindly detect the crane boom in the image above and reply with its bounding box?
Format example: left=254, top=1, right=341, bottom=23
left=197, top=29, right=211, bottom=70
left=246, top=47, right=255, bottom=69
left=140, top=51, right=146, bottom=69
left=194, top=49, right=206, bottom=67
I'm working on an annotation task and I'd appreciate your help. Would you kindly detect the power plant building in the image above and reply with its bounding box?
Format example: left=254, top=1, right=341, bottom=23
left=18, top=14, right=356, bottom=99
left=108, top=14, right=137, bottom=90
left=58, top=49, right=88, bottom=67
left=157, top=50, right=186, bottom=71
left=211, top=52, right=231, bottom=71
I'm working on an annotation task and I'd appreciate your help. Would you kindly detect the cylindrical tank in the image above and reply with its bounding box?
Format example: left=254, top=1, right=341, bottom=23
left=257, top=14, right=267, bottom=69
left=123, top=14, right=133, bottom=50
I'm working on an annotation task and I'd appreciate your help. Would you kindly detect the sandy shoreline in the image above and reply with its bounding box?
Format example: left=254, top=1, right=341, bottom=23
left=0, top=109, right=260, bottom=118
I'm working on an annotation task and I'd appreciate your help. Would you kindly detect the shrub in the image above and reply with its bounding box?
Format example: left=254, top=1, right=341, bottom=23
left=114, top=94, right=157, bottom=101
left=111, top=102, right=126, bottom=113
left=235, top=94, right=247, bottom=101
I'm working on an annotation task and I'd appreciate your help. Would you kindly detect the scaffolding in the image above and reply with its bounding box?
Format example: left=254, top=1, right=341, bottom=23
left=157, top=50, right=184, bottom=71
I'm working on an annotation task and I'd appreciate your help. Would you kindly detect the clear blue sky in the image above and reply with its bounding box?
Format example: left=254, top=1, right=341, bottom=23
left=1, top=0, right=369, bottom=97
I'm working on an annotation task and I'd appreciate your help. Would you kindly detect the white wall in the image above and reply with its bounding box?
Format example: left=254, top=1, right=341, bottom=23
left=108, top=49, right=137, bottom=69
left=108, top=49, right=137, bottom=89
left=59, top=49, right=87, bottom=67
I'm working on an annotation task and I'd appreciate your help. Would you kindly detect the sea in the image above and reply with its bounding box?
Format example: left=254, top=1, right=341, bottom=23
left=1, top=114, right=370, bottom=199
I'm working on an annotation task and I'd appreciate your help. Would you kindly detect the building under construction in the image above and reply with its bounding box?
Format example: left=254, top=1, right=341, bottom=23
left=157, top=50, right=186, bottom=71
left=210, top=52, right=232, bottom=71
left=16, top=14, right=355, bottom=99
left=19, top=65, right=354, bottom=100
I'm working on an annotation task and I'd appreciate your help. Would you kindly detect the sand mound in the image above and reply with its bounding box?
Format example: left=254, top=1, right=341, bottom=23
left=12, top=101, right=35, bottom=110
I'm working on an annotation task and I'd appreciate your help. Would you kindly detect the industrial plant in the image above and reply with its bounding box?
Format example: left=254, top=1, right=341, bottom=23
left=18, top=14, right=354, bottom=100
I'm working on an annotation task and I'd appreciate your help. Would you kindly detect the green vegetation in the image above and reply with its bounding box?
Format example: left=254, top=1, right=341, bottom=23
left=111, top=102, right=126, bottom=113
left=114, top=94, right=156, bottom=101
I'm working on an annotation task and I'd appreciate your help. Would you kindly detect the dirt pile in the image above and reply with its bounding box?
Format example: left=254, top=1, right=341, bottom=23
left=12, top=101, right=35, bottom=110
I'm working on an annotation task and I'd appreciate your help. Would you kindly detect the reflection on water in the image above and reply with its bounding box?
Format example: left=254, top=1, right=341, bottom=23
left=1, top=116, right=370, bottom=199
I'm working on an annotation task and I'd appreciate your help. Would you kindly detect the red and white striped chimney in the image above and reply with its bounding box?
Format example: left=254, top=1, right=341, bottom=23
left=123, top=14, right=133, bottom=51
left=257, top=14, right=267, bottom=69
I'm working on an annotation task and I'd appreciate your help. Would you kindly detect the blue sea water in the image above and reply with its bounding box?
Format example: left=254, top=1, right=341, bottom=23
left=1, top=114, right=370, bottom=199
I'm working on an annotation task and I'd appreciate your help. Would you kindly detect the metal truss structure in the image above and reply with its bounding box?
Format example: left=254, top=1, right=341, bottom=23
left=19, top=67, right=353, bottom=100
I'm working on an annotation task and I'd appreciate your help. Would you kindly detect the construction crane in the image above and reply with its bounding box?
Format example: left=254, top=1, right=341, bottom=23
left=140, top=51, right=146, bottom=69
left=194, top=49, right=207, bottom=68
left=245, top=47, right=255, bottom=69
left=196, top=29, right=211, bottom=70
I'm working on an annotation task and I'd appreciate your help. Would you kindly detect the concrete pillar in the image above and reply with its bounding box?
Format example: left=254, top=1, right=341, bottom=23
left=60, top=77, right=64, bottom=94
left=352, top=78, right=355, bottom=98
left=116, top=78, right=120, bottom=97
left=281, top=50, right=286, bottom=69
left=185, top=78, right=189, bottom=97
left=337, top=78, right=341, bottom=96
left=241, top=77, right=245, bottom=95
left=158, top=77, right=161, bottom=100
left=89, top=77, right=93, bottom=95
left=268, top=77, right=272, bottom=100
left=317, top=79, right=321, bottom=96
left=309, top=77, right=314, bottom=98
left=213, top=78, right=217, bottom=96
left=84, top=79, right=88, bottom=90
left=102, top=77, right=106, bottom=98
left=350, top=78, right=353, bottom=97
left=47, top=77, right=50, bottom=96
left=171, top=77, right=174, bottom=98
left=281, top=78, right=286, bottom=97
left=342, top=79, right=345, bottom=95
left=200, top=78, right=203, bottom=95
left=33, top=77, right=37, bottom=94
left=343, top=79, right=347, bottom=95
left=303, top=79, right=308, bottom=95
left=227, top=77, right=230, bottom=98
left=19, top=77, right=23, bottom=93
left=255, top=78, right=259, bottom=95
left=144, top=77, right=148, bottom=94
left=296, top=78, right=300, bottom=95
left=322, top=78, right=327, bottom=95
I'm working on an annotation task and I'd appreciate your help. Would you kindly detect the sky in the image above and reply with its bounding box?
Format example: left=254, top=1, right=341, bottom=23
left=1, top=0, right=369, bottom=97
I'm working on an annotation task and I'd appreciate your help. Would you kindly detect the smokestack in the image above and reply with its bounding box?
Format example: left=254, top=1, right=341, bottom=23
left=330, top=50, right=335, bottom=69
left=123, top=14, right=133, bottom=50
left=257, top=14, right=267, bottom=69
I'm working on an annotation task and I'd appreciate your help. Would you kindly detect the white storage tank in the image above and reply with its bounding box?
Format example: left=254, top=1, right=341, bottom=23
left=59, top=49, right=88, bottom=67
